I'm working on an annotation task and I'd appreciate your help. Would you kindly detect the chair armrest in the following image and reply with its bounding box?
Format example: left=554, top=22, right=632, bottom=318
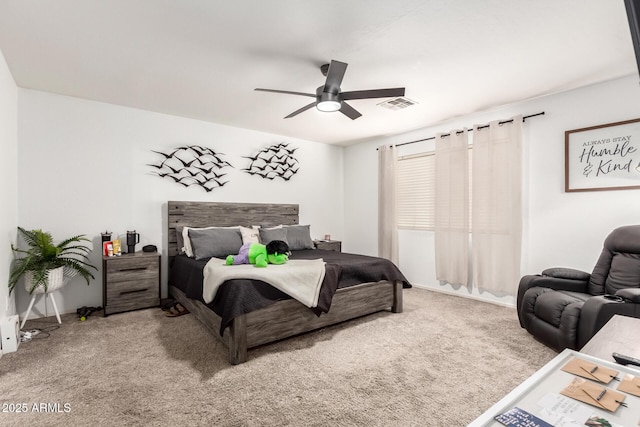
left=516, top=270, right=590, bottom=327
left=518, top=269, right=590, bottom=296
left=616, top=288, right=640, bottom=303
left=541, top=267, right=591, bottom=281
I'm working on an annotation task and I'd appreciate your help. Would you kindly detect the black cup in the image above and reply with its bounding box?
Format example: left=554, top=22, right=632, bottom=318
left=126, top=231, right=140, bottom=253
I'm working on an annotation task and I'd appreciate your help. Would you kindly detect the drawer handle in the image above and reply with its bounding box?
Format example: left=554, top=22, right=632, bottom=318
left=117, top=267, right=148, bottom=272
left=119, top=288, right=149, bottom=296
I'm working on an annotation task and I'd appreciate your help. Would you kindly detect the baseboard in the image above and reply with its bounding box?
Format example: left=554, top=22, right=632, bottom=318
left=411, top=283, right=516, bottom=309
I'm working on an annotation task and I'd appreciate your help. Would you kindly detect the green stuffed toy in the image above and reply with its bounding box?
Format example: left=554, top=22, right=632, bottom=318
left=226, top=240, right=291, bottom=268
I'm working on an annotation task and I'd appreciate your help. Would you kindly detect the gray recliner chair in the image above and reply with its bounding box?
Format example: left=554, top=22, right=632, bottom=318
left=517, top=225, right=640, bottom=352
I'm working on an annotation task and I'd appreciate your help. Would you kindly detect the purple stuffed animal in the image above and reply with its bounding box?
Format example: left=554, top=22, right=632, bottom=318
left=227, top=242, right=251, bottom=265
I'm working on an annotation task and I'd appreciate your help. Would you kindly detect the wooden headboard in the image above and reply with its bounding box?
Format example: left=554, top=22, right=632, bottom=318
left=167, top=201, right=299, bottom=264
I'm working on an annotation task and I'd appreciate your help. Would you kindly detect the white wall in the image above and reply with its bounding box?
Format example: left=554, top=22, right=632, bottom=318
left=344, top=74, right=640, bottom=306
left=0, top=49, right=18, bottom=320
left=16, top=75, right=640, bottom=316
left=17, top=89, right=344, bottom=317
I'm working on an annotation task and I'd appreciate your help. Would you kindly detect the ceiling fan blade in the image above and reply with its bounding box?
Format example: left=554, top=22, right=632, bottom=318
left=339, top=102, right=362, bottom=120
left=255, top=88, right=316, bottom=98
left=341, top=87, right=405, bottom=100
left=323, top=60, right=348, bottom=94
left=284, top=101, right=317, bottom=118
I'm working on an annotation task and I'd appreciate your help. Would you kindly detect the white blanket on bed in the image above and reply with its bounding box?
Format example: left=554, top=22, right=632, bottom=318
left=202, top=258, right=326, bottom=308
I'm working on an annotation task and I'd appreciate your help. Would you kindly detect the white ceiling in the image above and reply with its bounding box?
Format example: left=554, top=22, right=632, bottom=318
left=0, top=1, right=636, bottom=146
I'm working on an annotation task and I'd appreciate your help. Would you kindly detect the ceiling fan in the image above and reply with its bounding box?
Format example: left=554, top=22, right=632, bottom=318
left=255, top=60, right=405, bottom=120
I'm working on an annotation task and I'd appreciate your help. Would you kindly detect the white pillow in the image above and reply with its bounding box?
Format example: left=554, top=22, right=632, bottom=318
left=182, top=225, right=239, bottom=257
left=240, top=226, right=260, bottom=244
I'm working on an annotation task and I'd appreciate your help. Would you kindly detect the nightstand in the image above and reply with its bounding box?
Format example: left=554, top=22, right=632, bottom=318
left=313, top=240, right=342, bottom=252
left=102, top=252, right=161, bottom=316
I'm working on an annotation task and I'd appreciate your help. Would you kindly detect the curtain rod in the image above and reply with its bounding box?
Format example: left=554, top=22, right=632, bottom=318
left=380, top=111, right=545, bottom=149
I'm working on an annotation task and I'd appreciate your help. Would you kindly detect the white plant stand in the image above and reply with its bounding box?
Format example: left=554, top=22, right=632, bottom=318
left=21, top=266, right=66, bottom=329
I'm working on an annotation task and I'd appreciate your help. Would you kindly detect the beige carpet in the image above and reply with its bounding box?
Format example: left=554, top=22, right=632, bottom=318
left=0, top=288, right=557, bottom=426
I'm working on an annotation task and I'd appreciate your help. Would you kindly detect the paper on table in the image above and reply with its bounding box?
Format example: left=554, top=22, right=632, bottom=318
left=560, top=377, right=625, bottom=412
left=618, top=373, right=640, bottom=397
left=561, top=357, right=618, bottom=384
left=537, top=393, right=592, bottom=425
left=536, top=393, right=626, bottom=427
left=494, top=407, right=553, bottom=427
left=585, top=414, right=625, bottom=427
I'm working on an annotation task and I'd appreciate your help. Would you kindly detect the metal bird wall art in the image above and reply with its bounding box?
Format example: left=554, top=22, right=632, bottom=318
left=242, top=143, right=300, bottom=181
left=148, top=145, right=233, bottom=192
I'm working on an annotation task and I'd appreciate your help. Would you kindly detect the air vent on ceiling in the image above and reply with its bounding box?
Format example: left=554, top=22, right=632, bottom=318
left=377, top=97, right=417, bottom=110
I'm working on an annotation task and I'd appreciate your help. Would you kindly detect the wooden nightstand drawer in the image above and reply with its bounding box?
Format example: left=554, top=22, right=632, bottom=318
left=106, top=259, right=159, bottom=283
left=106, top=277, right=158, bottom=299
left=103, top=252, right=161, bottom=316
left=313, top=240, right=342, bottom=252
left=105, top=283, right=159, bottom=315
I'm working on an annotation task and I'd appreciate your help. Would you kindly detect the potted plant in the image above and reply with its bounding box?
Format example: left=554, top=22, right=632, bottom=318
left=8, top=227, right=98, bottom=294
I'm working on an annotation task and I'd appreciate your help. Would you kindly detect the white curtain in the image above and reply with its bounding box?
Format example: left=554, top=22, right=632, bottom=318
left=378, top=145, right=398, bottom=264
left=472, top=116, right=523, bottom=294
left=434, top=129, right=469, bottom=286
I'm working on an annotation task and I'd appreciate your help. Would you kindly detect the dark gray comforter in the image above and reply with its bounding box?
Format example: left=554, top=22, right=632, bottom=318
left=169, top=249, right=410, bottom=335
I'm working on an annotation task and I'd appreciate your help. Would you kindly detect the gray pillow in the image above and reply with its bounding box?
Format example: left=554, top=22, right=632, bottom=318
left=188, top=227, right=243, bottom=260
left=285, top=225, right=314, bottom=250
left=259, top=227, right=288, bottom=245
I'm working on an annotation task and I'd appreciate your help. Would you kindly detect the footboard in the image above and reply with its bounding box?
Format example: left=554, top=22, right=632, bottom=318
left=170, top=280, right=403, bottom=364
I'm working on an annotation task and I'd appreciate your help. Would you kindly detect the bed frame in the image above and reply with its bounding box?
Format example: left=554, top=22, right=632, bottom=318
left=167, top=201, right=403, bottom=364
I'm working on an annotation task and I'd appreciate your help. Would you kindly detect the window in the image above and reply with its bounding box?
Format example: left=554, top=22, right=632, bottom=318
left=397, top=152, right=435, bottom=230
left=397, top=148, right=472, bottom=231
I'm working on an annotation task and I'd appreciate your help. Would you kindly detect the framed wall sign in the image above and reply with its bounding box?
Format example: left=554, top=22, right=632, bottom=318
left=565, top=118, right=640, bottom=192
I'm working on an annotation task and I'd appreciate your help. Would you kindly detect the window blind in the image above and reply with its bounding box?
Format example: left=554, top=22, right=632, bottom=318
left=397, top=149, right=472, bottom=231
left=397, top=152, right=435, bottom=230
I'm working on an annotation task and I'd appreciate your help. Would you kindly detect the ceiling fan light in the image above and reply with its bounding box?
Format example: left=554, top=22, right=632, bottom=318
left=317, top=100, right=341, bottom=112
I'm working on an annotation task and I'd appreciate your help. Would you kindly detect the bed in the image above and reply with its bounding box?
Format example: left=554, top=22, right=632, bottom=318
left=167, top=201, right=409, bottom=364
